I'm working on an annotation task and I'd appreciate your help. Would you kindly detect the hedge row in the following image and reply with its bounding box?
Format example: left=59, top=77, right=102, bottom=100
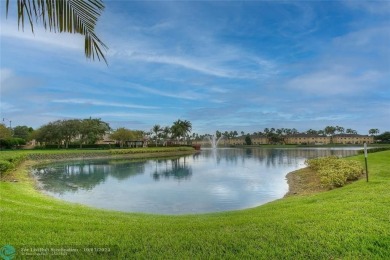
left=27, top=152, right=111, bottom=161
left=0, top=153, right=27, bottom=176
left=357, top=147, right=390, bottom=154
left=306, top=156, right=364, bottom=188
left=35, top=144, right=117, bottom=149
left=109, top=147, right=194, bottom=155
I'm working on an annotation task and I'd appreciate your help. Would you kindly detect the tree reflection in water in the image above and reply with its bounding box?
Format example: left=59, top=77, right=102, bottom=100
left=33, top=159, right=146, bottom=194
left=152, top=158, right=192, bottom=181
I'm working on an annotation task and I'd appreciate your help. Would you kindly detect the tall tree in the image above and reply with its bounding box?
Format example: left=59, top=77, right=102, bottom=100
left=13, top=125, right=34, bottom=140
left=60, top=119, right=81, bottom=148
left=110, top=128, right=134, bottom=148
left=345, top=128, right=358, bottom=135
left=324, top=126, right=336, bottom=136
left=171, top=119, right=192, bottom=144
left=0, top=124, right=12, bottom=140
left=306, top=129, right=318, bottom=135
left=6, top=0, right=107, bottom=63
left=368, top=128, right=380, bottom=136
left=335, top=126, right=345, bottom=134
left=79, top=118, right=110, bottom=148
left=151, top=124, right=162, bottom=147
left=35, top=121, right=63, bottom=147
left=245, top=135, right=252, bottom=145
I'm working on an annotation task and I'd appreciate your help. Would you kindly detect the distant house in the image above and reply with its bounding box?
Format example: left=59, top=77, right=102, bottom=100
left=250, top=135, right=269, bottom=145
left=284, top=134, right=331, bottom=145
left=223, top=136, right=245, bottom=146
left=331, top=134, right=374, bottom=144
left=96, top=133, right=116, bottom=145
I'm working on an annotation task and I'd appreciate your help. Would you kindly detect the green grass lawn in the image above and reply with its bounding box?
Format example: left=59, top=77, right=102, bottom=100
left=0, top=151, right=389, bottom=259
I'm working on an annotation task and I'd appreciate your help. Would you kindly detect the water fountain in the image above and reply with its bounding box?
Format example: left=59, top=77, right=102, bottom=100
left=205, top=135, right=224, bottom=149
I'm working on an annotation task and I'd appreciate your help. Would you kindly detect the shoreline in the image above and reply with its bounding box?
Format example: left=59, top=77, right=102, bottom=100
left=284, top=167, right=328, bottom=197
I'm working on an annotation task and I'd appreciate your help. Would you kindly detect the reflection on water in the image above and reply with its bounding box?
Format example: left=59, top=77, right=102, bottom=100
left=33, top=147, right=361, bottom=214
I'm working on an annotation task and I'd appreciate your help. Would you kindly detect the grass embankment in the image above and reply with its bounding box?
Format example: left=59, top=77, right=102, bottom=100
left=1, top=151, right=389, bottom=259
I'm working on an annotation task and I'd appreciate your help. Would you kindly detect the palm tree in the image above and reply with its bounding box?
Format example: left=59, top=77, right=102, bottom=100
left=368, top=129, right=380, bottom=136
left=346, top=129, right=358, bottom=135
left=335, top=126, right=345, bottom=134
left=151, top=124, right=162, bottom=147
left=6, top=0, right=107, bottom=63
left=171, top=119, right=192, bottom=144
left=324, top=126, right=336, bottom=136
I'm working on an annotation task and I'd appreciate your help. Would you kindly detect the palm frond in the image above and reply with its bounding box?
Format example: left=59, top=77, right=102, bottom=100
left=6, top=0, right=108, bottom=64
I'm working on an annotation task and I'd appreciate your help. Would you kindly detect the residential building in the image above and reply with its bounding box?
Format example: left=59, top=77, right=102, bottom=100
left=331, top=134, right=374, bottom=144
left=284, top=134, right=331, bottom=145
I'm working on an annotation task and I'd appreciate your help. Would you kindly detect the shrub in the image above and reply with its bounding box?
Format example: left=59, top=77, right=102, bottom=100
left=0, top=160, right=13, bottom=173
left=306, top=156, right=363, bottom=189
left=0, top=153, right=27, bottom=177
left=357, top=147, right=390, bottom=154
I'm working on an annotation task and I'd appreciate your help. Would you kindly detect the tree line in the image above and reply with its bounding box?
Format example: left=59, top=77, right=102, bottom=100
left=0, top=118, right=193, bottom=149
left=0, top=120, right=388, bottom=149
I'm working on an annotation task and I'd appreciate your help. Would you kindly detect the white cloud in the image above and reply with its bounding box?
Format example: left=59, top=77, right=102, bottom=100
left=0, top=68, right=42, bottom=94
left=128, top=83, right=206, bottom=100
left=51, top=99, right=159, bottom=109
left=0, top=21, right=84, bottom=50
left=286, top=70, right=382, bottom=95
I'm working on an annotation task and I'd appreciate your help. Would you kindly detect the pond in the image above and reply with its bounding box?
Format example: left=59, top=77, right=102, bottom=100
left=33, top=147, right=362, bottom=215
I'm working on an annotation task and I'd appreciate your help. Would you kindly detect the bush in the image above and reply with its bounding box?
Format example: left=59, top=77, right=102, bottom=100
left=35, top=144, right=117, bottom=149
left=306, top=156, right=363, bottom=189
left=0, top=138, right=27, bottom=149
left=357, top=147, right=390, bottom=154
left=0, top=160, right=12, bottom=173
left=0, top=153, right=27, bottom=176
left=109, top=147, right=194, bottom=155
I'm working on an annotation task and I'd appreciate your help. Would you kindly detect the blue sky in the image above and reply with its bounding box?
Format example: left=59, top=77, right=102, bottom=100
left=1, top=1, right=389, bottom=135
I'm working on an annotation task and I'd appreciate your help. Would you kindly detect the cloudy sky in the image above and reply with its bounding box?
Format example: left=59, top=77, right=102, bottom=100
left=1, top=1, right=389, bottom=135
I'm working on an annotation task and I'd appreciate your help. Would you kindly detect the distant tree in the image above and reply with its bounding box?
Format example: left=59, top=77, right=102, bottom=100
left=152, top=124, right=162, bottom=147
left=285, top=128, right=292, bottom=135
left=35, top=121, right=63, bottom=148
left=171, top=119, right=192, bottom=143
left=79, top=118, right=110, bottom=148
left=306, top=129, right=318, bottom=135
left=0, top=123, right=12, bottom=140
left=241, top=131, right=245, bottom=136
left=13, top=125, right=34, bottom=140
left=60, top=119, right=81, bottom=148
left=110, top=128, right=135, bottom=148
left=268, top=133, right=283, bottom=144
left=375, top=131, right=390, bottom=143
left=216, top=130, right=222, bottom=138
left=368, top=128, right=380, bottom=136
left=161, top=126, right=171, bottom=146
left=324, top=126, right=336, bottom=136
left=245, top=135, right=252, bottom=145
left=223, top=131, right=230, bottom=139
left=335, top=126, right=345, bottom=134
left=345, top=128, right=358, bottom=135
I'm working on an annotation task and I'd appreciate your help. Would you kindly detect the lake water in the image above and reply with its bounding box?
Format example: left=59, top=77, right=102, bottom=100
left=33, top=147, right=362, bottom=215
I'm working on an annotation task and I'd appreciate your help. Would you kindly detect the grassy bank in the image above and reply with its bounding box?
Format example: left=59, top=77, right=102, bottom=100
left=0, top=151, right=389, bottom=259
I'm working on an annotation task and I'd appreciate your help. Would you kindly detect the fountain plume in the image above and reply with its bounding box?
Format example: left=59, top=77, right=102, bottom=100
left=205, top=135, right=224, bottom=149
